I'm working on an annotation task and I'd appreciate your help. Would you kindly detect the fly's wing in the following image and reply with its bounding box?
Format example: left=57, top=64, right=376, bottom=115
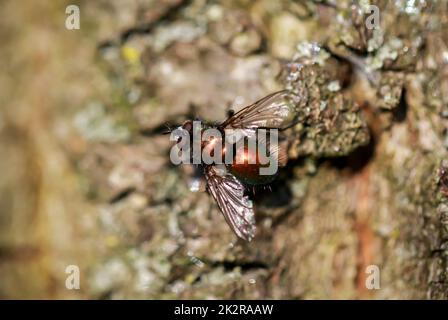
left=220, top=90, right=299, bottom=132
left=256, top=129, right=288, bottom=168
left=205, top=165, right=256, bottom=241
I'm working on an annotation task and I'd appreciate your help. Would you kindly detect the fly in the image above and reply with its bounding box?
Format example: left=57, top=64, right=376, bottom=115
left=170, top=90, right=299, bottom=241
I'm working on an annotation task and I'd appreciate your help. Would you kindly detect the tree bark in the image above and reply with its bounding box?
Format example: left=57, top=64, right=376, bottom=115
left=1, top=0, right=447, bottom=299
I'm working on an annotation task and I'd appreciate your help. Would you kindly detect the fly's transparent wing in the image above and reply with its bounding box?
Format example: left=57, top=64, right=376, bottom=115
left=205, top=165, right=256, bottom=241
left=256, top=129, right=288, bottom=168
left=220, top=90, right=299, bottom=131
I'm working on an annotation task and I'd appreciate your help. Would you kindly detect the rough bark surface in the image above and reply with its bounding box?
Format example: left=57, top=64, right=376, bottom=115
left=1, top=0, right=447, bottom=299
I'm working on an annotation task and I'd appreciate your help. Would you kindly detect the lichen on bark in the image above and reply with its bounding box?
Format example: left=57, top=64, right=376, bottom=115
left=1, top=0, right=448, bottom=299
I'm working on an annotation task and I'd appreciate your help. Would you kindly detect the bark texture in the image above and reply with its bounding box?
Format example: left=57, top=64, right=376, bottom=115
left=1, top=0, right=448, bottom=299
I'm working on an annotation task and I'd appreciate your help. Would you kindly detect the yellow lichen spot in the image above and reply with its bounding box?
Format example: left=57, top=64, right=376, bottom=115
left=391, top=229, right=400, bottom=239
left=105, top=235, right=119, bottom=248
left=185, top=274, right=197, bottom=284
left=121, top=46, right=141, bottom=65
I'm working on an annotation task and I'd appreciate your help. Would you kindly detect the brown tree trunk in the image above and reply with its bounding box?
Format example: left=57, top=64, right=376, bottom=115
left=1, top=0, right=447, bottom=299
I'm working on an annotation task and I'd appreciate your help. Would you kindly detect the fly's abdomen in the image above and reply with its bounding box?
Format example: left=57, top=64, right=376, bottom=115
left=228, top=143, right=277, bottom=185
